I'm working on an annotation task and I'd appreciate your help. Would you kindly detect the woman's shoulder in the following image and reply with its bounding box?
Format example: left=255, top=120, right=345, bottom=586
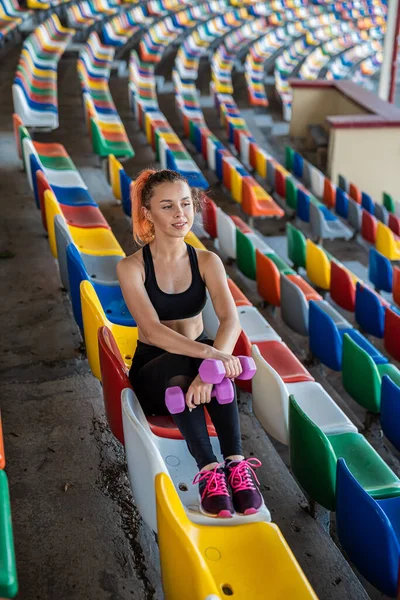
left=117, top=247, right=145, bottom=278
left=194, top=247, right=223, bottom=275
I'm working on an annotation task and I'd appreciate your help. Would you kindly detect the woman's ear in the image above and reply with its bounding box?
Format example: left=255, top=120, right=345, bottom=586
left=143, top=206, right=153, bottom=223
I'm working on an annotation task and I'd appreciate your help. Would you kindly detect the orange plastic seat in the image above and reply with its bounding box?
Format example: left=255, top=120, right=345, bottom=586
left=286, top=274, right=323, bottom=301
left=255, top=340, right=315, bottom=384
left=32, top=141, right=69, bottom=158
left=256, top=250, right=280, bottom=307
left=330, top=260, right=356, bottom=312
left=242, top=179, right=284, bottom=218
left=349, top=182, right=362, bottom=204
left=227, top=278, right=251, bottom=306
left=230, top=215, right=252, bottom=234
left=323, top=178, right=336, bottom=209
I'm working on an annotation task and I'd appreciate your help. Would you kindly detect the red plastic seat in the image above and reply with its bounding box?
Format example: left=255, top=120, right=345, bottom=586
left=388, top=213, right=400, bottom=236
left=384, top=307, right=400, bottom=362
left=349, top=182, right=362, bottom=204
left=330, top=260, right=356, bottom=311
left=227, top=278, right=252, bottom=306
left=98, top=326, right=216, bottom=443
left=230, top=214, right=252, bottom=234
left=256, top=250, right=280, bottom=307
left=323, top=178, right=336, bottom=209
left=202, top=196, right=217, bottom=239
left=286, top=274, right=322, bottom=301
left=275, top=167, right=286, bottom=198
left=361, top=210, right=377, bottom=244
left=36, top=170, right=52, bottom=230
left=60, top=205, right=111, bottom=229
left=255, top=340, right=314, bottom=384
left=33, top=141, right=69, bottom=158
left=393, top=267, right=400, bottom=307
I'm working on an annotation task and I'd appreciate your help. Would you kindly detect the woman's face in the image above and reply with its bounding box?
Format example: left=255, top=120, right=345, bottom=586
left=145, top=180, right=194, bottom=239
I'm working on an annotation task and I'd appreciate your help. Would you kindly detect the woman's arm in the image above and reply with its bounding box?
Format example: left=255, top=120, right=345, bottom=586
left=117, top=256, right=214, bottom=360
left=201, top=251, right=242, bottom=354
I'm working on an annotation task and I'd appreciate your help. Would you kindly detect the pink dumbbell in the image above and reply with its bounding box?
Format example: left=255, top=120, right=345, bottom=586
left=198, top=355, right=256, bottom=384
left=165, top=378, right=234, bottom=414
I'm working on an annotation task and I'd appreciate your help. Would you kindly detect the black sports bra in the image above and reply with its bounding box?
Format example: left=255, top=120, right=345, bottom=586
left=143, top=243, right=207, bottom=321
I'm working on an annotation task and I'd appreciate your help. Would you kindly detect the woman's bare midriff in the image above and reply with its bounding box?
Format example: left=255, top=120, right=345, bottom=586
left=137, top=312, right=205, bottom=346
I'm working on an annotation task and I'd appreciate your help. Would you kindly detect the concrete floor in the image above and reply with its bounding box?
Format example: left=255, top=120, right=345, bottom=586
left=0, top=22, right=398, bottom=600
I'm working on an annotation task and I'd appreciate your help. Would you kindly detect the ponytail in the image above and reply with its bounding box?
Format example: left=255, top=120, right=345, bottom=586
left=131, top=169, right=157, bottom=245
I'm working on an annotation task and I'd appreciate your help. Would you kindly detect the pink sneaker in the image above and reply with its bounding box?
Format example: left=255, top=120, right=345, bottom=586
left=193, top=465, right=234, bottom=518
left=225, top=458, right=263, bottom=515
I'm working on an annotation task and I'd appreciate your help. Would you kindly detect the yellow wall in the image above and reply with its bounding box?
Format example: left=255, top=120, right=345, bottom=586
left=328, top=126, right=400, bottom=203
left=290, top=87, right=367, bottom=138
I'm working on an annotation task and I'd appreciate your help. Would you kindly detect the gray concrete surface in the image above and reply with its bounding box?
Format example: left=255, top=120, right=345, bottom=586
left=0, top=22, right=398, bottom=600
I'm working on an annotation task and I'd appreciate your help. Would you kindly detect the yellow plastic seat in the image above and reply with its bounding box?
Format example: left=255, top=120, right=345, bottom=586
left=184, top=231, right=206, bottom=250
left=80, top=280, right=138, bottom=380
left=155, top=473, right=318, bottom=600
left=231, top=169, right=243, bottom=203
left=306, top=239, right=331, bottom=290
left=109, top=154, right=123, bottom=200
left=255, top=148, right=268, bottom=178
left=44, top=191, right=124, bottom=258
left=376, top=222, right=400, bottom=260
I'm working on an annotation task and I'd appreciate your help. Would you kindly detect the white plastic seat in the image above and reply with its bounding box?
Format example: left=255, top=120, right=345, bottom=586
left=237, top=306, right=281, bottom=343
left=309, top=202, right=353, bottom=241
left=216, top=208, right=237, bottom=260
left=12, top=85, right=59, bottom=131
left=309, top=164, right=324, bottom=199
left=245, top=232, right=275, bottom=255
left=251, top=346, right=357, bottom=445
left=121, top=388, right=271, bottom=533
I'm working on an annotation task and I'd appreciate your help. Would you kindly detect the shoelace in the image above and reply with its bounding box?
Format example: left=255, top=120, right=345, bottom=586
left=193, top=464, right=230, bottom=501
left=228, top=458, right=262, bottom=492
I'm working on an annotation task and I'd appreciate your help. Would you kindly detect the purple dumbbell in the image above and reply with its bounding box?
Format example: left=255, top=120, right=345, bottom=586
left=165, top=378, right=234, bottom=414
left=198, top=355, right=256, bottom=384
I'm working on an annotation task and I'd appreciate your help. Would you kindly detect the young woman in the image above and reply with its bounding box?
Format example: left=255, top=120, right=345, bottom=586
left=117, top=168, right=262, bottom=518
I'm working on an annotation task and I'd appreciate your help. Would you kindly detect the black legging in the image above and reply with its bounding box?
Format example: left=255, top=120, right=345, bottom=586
left=128, top=332, right=243, bottom=469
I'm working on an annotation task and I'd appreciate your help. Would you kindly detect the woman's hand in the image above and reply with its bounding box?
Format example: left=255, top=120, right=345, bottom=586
left=186, top=374, right=214, bottom=410
left=206, top=349, right=243, bottom=380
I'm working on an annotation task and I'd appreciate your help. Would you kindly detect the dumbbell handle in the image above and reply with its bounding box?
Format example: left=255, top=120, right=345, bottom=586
left=165, top=378, right=234, bottom=414
left=199, top=355, right=256, bottom=384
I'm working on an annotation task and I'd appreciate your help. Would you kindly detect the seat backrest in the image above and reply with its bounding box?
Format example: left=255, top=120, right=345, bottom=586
left=335, top=188, right=349, bottom=219
left=309, top=164, right=324, bottom=199
left=44, top=190, right=63, bottom=258
left=330, top=260, right=356, bottom=312
left=374, top=202, right=388, bottom=225
left=98, top=326, right=131, bottom=444
left=289, top=394, right=337, bottom=511
left=216, top=208, right=236, bottom=259
left=256, top=250, right=280, bottom=306
left=393, top=266, right=400, bottom=307
left=108, top=154, right=123, bottom=200
left=376, top=222, right=396, bottom=259
left=280, top=274, right=309, bottom=336
left=285, top=176, right=298, bottom=211
left=297, top=188, right=310, bottom=222
left=309, top=201, right=325, bottom=238
left=361, top=210, right=377, bottom=244
left=236, top=228, right=256, bottom=280
left=348, top=198, right=361, bottom=232
left=201, top=195, right=217, bottom=238
left=384, top=306, right=400, bottom=362
left=383, top=192, right=395, bottom=213
left=55, top=215, right=74, bottom=291
left=286, top=223, right=306, bottom=269
left=66, top=243, right=90, bottom=330
left=306, top=240, right=331, bottom=290
left=349, top=182, right=361, bottom=204
left=336, top=458, right=400, bottom=598
left=120, top=169, right=133, bottom=217
left=227, top=277, right=251, bottom=306
left=323, top=178, right=335, bottom=210
left=388, top=213, right=400, bottom=236
left=361, top=191, right=374, bottom=214
left=355, top=282, right=385, bottom=338
left=293, top=151, right=303, bottom=179
left=342, top=333, right=381, bottom=412
left=80, top=279, right=109, bottom=379
left=368, top=247, right=393, bottom=293
left=308, top=300, right=342, bottom=370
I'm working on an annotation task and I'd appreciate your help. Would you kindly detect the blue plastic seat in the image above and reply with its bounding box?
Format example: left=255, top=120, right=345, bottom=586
left=293, top=152, right=303, bottom=178
left=297, top=189, right=310, bottom=222
left=120, top=169, right=133, bottom=217
left=361, top=192, right=375, bottom=215
left=52, top=185, right=97, bottom=208
left=381, top=375, right=400, bottom=452
left=355, top=282, right=385, bottom=338
left=319, top=205, right=337, bottom=222
left=368, top=247, right=393, bottom=293
left=309, top=300, right=387, bottom=370
left=336, top=458, right=400, bottom=598
left=335, top=188, right=349, bottom=219
left=66, top=243, right=135, bottom=330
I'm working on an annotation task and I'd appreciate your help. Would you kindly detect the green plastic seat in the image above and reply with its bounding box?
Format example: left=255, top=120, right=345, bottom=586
left=289, top=395, right=400, bottom=511
left=285, top=177, right=298, bottom=210
left=286, top=223, right=306, bottom=269
left=38, top=155, right=76, bottom=171
left=266, top=252, right=295, bottom=275
left=0, top=471, right=18, bottom=598
left=90, top=119, right=134, bottom=159
left=342, top=334, right=400, bottom=413
left=285, top=146, right=294, bottom=172
left=383, top=192, right=395, bottom=213
left=236, top=228, right=256, bottom=280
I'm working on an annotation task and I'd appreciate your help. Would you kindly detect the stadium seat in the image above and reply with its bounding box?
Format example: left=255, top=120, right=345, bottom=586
left=0, top=471, right=17, bottom=599
left=155, top=472, right=318, bottom=600
left=289, top=395, right=400, bottom=511
left=80, top=280, right=138, bottom=380
left=330, top=260, right=357, bottom=312
left=305, top=240, right=331, bottom=290
left=376, top=222, right=400, bottom=260
left=122, top=389, right=271, bottom=533
left=355, top=282, right=389, bottom=338
left=393, top=267, right=400, bottom=307
left=361, top=209, right=377, bottom=244
left=380, top=375, right=400, bottom=452
left=368, top=247, right=393, bottom=293
left=347, top=198, right=362, bottom=233
left=280, top=274, right=322, bottom=336
left=342, top=333, right=400, bottom=413
left=389, top=213, right=400, bottom=236
left=361, top=191, right=374, bottom=215
left=383, top=192, right=396, bottom=214
left=310, top=202, right=352, bottom=242
left=251, top=345, right=355, bottom=445
left=287, top=223, right=306, bottom=270
left=335, top=188, right=349, bottom=219
left=384, top=306, right=400, bottom=362
left=374, top=202, right=389, bottom=225
left=201, top=196, right=217, bottom=239
left=336, top=458, right=400, bottom=598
